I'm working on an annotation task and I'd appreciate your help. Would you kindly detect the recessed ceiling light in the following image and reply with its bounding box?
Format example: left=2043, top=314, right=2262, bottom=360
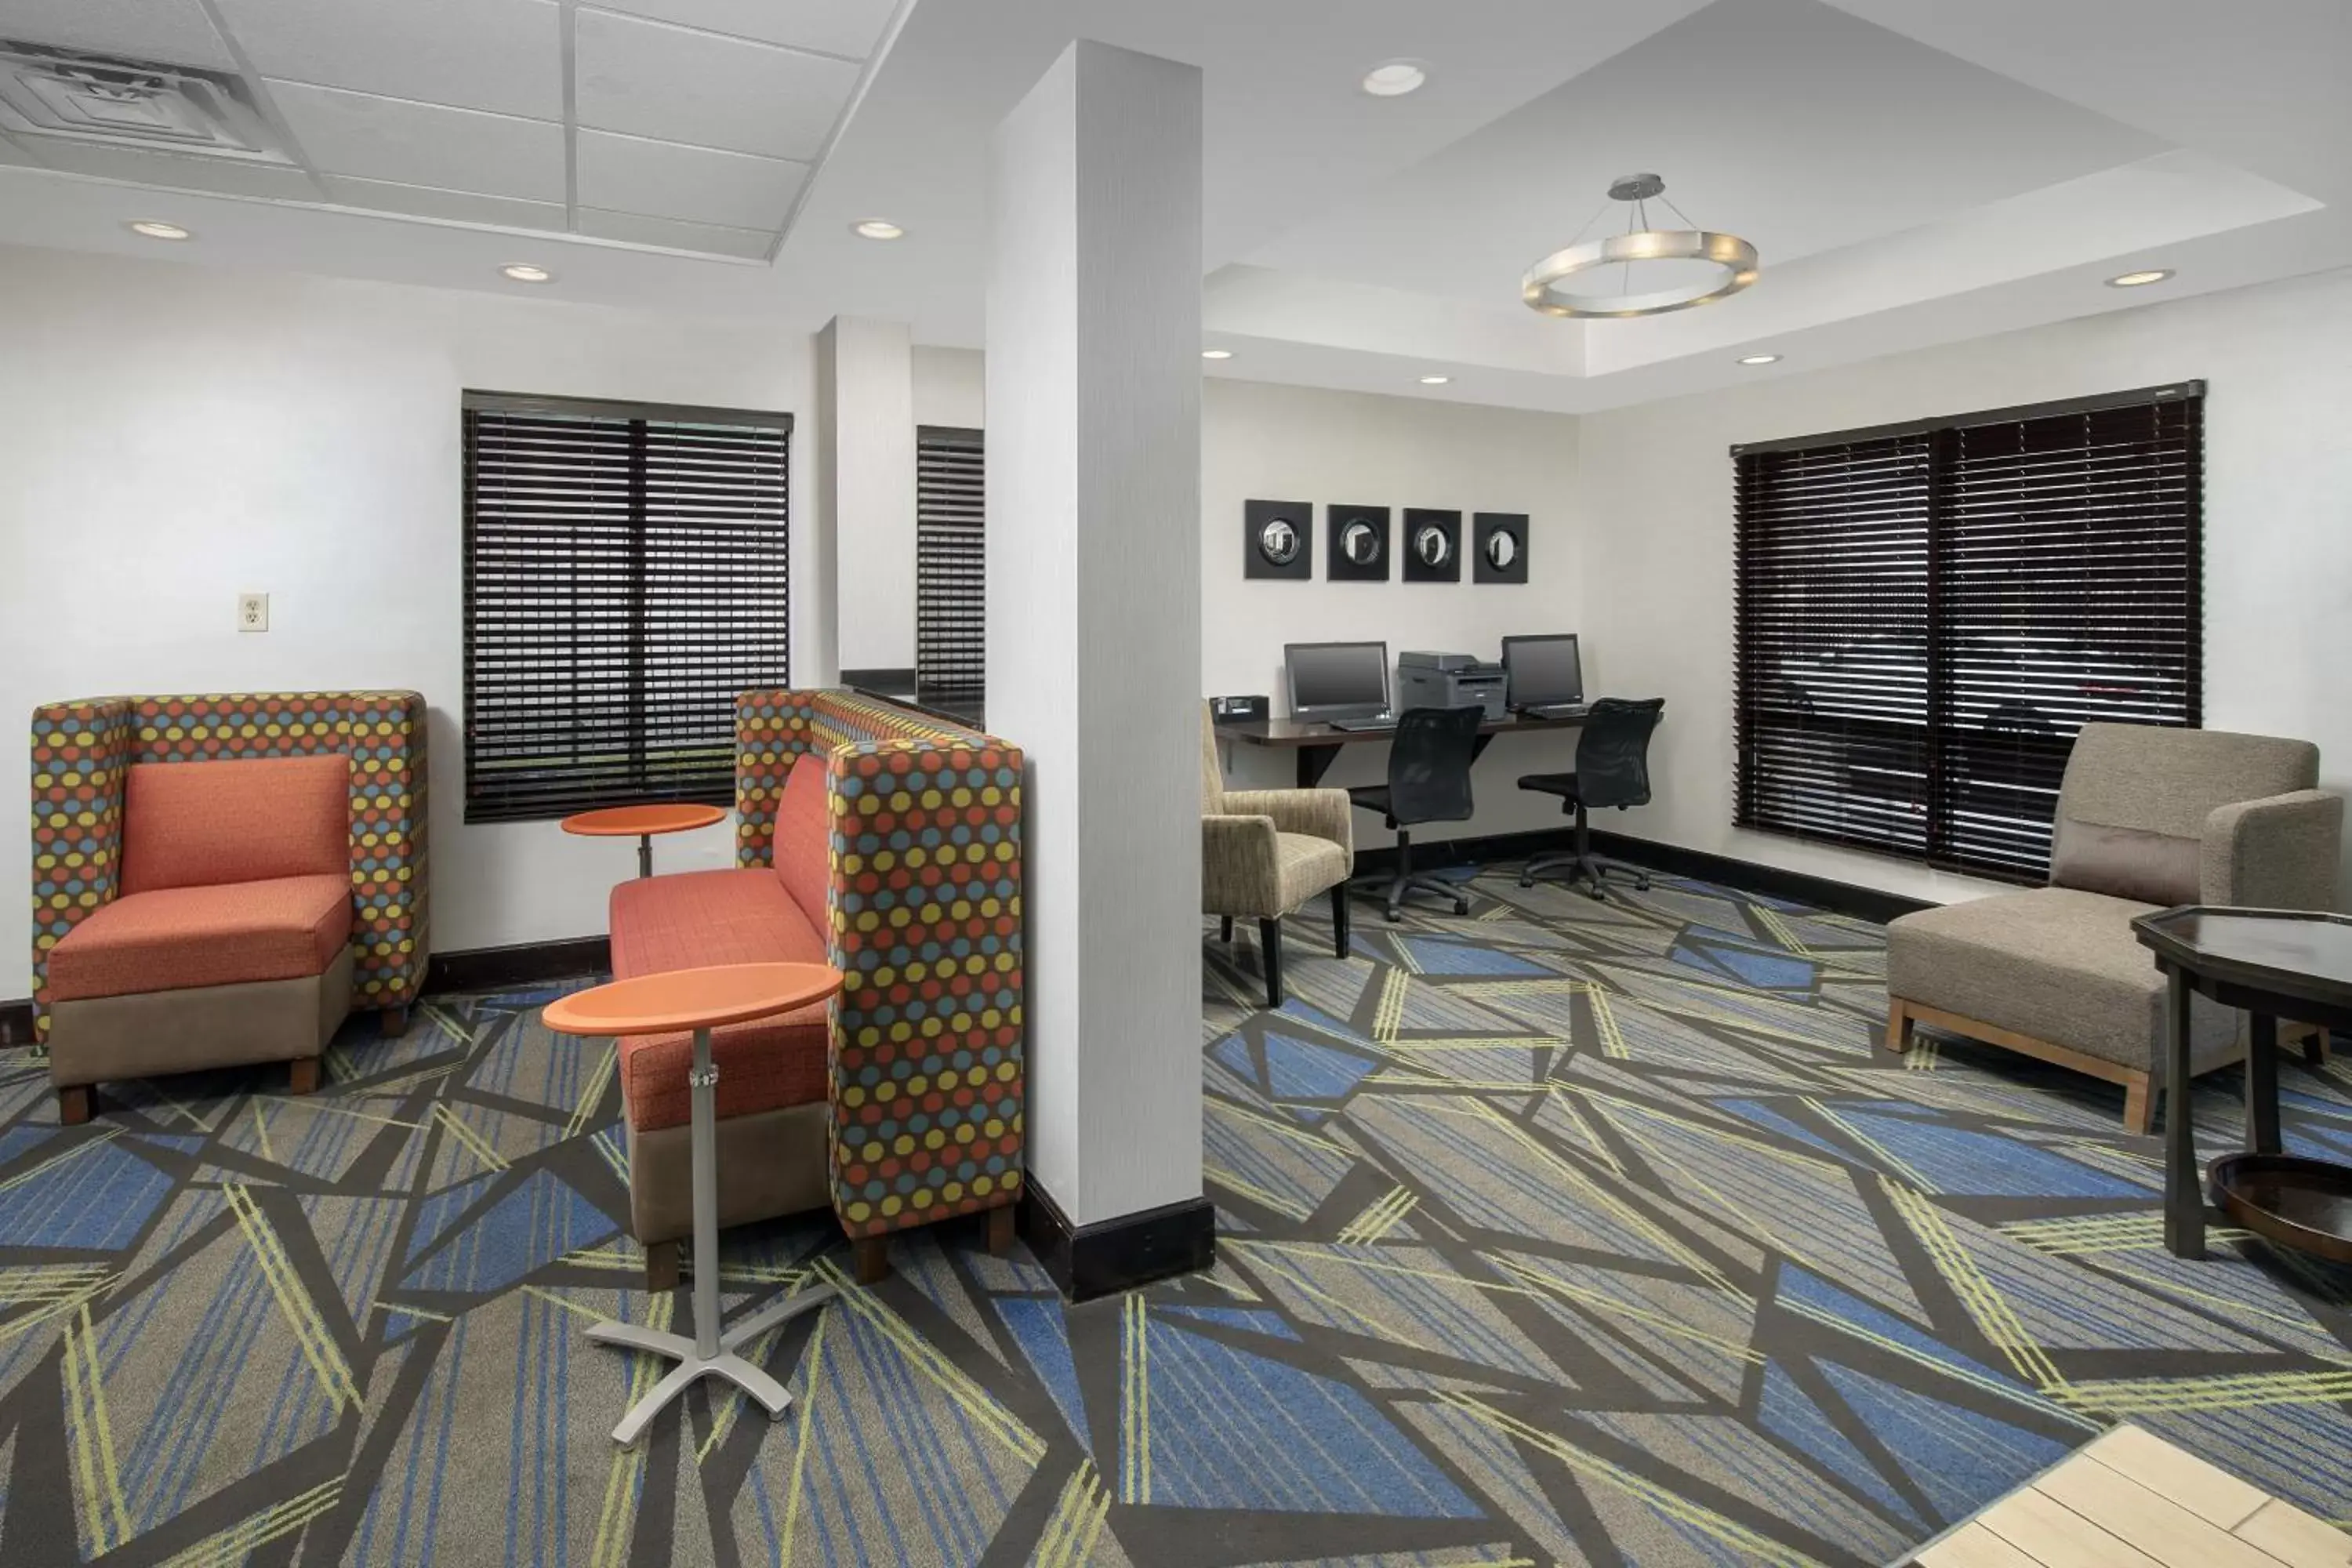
left=1201, top=349, right=1233, bottom=360
left=500, top=263, right=554, bottom=283
left=1418, top=375, right=1451, bottom=385
left=1737, top=354, right=1782, bottom=365
left=852, top=219, right=904, bottom=241
left=1362, top=60, right=1428, bottom=96
left=2106, top=268, right=2173, bottom=288
left=127, top=220, right=191, bottom=241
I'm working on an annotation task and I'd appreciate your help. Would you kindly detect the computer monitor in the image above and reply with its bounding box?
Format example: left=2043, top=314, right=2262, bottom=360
left=1501, top=634, right=1583, bottom=710
left=1286, top=641, right=1390, bottom=723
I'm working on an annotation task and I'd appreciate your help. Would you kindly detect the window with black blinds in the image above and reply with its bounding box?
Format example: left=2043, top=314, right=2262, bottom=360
left=916, top=425, right=985, bottom=706
left=462, top=392, right=791, bottom=825
left=1733, top=383, right=2201, bottom=881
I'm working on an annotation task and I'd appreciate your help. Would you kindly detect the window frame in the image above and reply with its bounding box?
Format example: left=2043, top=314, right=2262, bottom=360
left=1732, top=380, right=2204, bottom=882
left=459, top=389, right=793, bottom=826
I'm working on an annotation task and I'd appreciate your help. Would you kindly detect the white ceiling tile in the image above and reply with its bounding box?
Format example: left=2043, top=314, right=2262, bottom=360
left=212, top=0, right=563, bottom=121
left=321, top=176, right=568, bottom=230
left=580, top=0, right=898, bottom=60
left=0, top=0, right=238, bottom=71
left=574, top=9, right=857, bottom=161
left=576, top=129, right=804, bottom=230
left=26, top=140, right=318, bottom=198
left=578, top=205, right=772, bottom=259
left=267, top=81, right=566, bottom=201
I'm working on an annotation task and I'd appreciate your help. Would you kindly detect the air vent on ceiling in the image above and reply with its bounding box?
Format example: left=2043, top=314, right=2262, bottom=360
left=0, top=42, right=288, bottom=162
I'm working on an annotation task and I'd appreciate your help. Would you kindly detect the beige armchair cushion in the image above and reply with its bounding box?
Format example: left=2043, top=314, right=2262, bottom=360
left=1888, top=887, right=2238, bottom=1073
left=1199, top=703, right=1352, bottom=919
left=2049, top=724, right=2321, bottom=906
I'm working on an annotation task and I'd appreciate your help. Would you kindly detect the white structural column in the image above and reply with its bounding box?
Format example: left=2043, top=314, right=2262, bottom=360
left=987, top=41, right=1207, bottom=1242
left=815, top=315, right=917, bottom=681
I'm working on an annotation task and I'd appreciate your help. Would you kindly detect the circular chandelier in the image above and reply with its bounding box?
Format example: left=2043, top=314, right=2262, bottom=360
left=1521, top=172, right=1759, bottom=319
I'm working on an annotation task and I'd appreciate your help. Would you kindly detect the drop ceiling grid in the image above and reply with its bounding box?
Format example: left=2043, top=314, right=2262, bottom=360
left=0, top=0, right=898, bottom=258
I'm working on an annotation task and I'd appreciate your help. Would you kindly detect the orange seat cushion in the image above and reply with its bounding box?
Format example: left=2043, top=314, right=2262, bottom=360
left=47, top=874, right=354, bottom=1002
left=608, top=869, right=831, bottom=1132
left=122, top=756, right=350, bottom=894
left=771, top=753, right=833, bottom=930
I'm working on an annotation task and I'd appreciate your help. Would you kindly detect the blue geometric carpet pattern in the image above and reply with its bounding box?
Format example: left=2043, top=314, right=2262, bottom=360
left=1, top=867, right=2349, bottom=1564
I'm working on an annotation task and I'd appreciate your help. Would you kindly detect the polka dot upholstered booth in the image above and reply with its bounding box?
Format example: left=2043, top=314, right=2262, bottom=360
left=29, top=692, right=430, bottom=1042
left=735, top=690, right=1024, bottom=1245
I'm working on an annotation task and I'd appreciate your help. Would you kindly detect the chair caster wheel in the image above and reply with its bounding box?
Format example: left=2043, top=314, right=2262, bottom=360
left=1384, top=908, right=1402, bottom=924
left=1584, top=885, right=1606, bottom=902
left=1519, top=874, right=1534, bottom=889
left=1453, top=899, right=1469, bottom=916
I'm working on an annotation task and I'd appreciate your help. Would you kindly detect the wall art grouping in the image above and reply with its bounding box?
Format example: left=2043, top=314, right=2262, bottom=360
left=1244, top=499, right=1530, bottom=584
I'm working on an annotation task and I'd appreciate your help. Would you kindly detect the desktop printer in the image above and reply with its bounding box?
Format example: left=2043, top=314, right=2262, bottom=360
left=1396, top=651, right=1508, bottom=720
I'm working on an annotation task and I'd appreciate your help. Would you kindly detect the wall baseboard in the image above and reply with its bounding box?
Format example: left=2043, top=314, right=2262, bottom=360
left=423, top=936, right=609, bottom=995
left=1018, top=1180, right=1215, bottom=1302
left=1352, top=824, right=1931, bottom=926
left=0, top=999, right=31, bottom=1048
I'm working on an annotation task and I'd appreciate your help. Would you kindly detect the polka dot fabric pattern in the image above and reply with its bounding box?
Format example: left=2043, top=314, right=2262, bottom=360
left=733, top=689, right=1024, bottom=1241
left=29, top=691, right=430, bottom=1039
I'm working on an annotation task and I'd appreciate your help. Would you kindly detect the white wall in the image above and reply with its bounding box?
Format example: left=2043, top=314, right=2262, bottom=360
left=1580, top=267, right=2352, bottom=906
left=913, top=345, right=985, bottom=430
left=818, top=316, right=918, bottom=673
left=1202, top=379, right=1586, bottom=838
left=0, top=243, right=824, bottom=997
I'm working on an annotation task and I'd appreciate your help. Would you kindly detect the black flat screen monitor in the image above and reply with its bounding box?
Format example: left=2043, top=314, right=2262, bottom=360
left=1286, top=641, right=1390, bottom=723
left=1501, top=634, right=1584, bottom=709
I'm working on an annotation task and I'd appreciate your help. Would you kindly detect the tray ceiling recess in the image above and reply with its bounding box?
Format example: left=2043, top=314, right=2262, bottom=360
left=0, top=0, right=909, bottom=263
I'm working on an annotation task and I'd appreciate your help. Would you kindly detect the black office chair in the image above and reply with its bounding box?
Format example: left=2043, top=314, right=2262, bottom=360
left=1516, top=698, right=1665, bottom=898
left=1348, top=705, right=1485, bottom=921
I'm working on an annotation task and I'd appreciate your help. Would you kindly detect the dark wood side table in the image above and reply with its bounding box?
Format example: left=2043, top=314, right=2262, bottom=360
left=2132, top=907, right=2352, bottom=1262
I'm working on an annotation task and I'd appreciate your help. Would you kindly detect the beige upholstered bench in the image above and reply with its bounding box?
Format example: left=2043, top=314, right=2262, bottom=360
left=1886, top=724, right=2341, bottom=1131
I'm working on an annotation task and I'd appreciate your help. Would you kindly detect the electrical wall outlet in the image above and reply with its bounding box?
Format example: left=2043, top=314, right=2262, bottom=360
left=238, top=592, right=269, bottom=633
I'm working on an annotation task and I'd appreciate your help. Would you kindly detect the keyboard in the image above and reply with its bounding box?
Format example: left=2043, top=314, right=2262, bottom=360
left=1521, top=703, right=1588, bottom=720
left=1329, top=713, right=1400, bottom=732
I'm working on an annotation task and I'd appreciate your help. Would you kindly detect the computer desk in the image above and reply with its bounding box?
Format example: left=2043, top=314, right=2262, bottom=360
left=1221, top=711, right=1588, bottom=788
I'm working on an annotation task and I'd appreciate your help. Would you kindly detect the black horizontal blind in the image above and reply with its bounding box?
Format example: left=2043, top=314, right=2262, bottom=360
left=463, top=394, right=791, bottom=824
left=916, top=425, right=985, bottom=706
left=1735, top=385, right=2201, bottom=881
left=1735, top=434, right=1934, bottom=858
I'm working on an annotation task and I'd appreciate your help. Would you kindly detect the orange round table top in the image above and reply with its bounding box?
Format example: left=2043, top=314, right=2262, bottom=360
left=560, top=803, right=728, bottom=838
left=541, top=963, right=844, bottom=1037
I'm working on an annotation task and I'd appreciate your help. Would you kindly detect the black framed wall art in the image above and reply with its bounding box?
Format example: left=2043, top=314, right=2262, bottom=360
left=1243, top=498, right=1312, bottom=579
left=1402, top=509, right=1461, bottom=583
left=1474, top=513, right=1529, bottom=584
left=1327, top=504, right=1390, bottom=582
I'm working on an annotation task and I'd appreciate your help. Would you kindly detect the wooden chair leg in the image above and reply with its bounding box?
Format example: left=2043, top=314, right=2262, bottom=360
left=854, top=1235, right=891, bottom=1284
left=1330, top=883, right=1351, bottom=959
left=1260, top=917, right=1284, bottom=1009
left=2123, top=1074, right=2154, bottom=1136
left=644, top=1240, right=681, bottom=1293
left=1220, top=916, right=1233, bottom=942
left=382, top=1005, right=408, bottom=1038
left=289, top=1056, right=322, bottom=1095
left=2302, top=1025, right=2330, bottom=1069
left=985, top=1203, right=1015, bottom=1256
left=57, top=1086, right=92, bottom=1126
left=1883, top=999, right=1915, bottom=1054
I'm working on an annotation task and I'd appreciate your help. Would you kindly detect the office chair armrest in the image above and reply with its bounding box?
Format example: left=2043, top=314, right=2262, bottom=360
left=1220, top=789, right=1352, bottom=855
left=1202, top=813, right=1285, bottom=916
left=2201, top=789, right=2343, bottom=909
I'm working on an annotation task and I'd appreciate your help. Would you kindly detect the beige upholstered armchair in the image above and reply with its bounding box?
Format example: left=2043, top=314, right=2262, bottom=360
left=1202, top=704, right=1353, bottom=1007
left=1886, top=724, right=2342, bottom=1131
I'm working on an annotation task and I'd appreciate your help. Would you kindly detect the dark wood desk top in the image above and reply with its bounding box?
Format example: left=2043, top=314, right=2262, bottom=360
left=1221, top=712, right=1588, bottom=749
left=2133, top=907, right=2352, bottom=1007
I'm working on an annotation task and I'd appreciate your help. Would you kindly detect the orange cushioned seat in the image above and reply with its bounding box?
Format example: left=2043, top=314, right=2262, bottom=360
left=608, top=868, right=831, bottom=1132
left=46, top=874, right=354, bottom=1003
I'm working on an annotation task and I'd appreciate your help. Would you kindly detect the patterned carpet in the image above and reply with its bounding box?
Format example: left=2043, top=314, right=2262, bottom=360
left=2, top=866, right=2350, bottom=1566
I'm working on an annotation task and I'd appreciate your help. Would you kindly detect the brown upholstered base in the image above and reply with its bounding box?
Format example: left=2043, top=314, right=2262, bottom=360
left=1882, top=996, right=2325, bottom=1134
left=48, top=944, right=354, bottom=1103
left=624, top=1099, right=831, bottom=1288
